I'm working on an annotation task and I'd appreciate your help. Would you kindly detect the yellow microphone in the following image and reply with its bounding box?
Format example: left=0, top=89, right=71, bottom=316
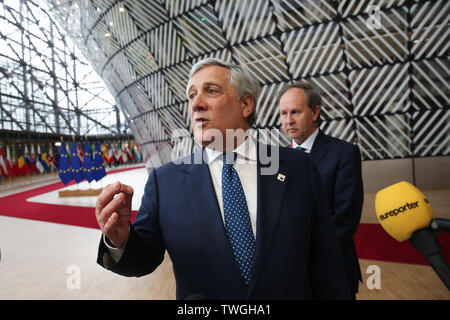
left=376, top=181, right=433, bottom=242
left=375, top=181, right=449, bottom=290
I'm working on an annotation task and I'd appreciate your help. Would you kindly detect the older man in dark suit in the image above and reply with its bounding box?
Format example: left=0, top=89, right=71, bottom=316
left=95, top=59, right=350, bottom=300
left=278, top=82, right=364, bottom=299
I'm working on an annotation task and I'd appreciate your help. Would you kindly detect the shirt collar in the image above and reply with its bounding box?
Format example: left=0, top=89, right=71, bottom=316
left=292, top=128, right=319, bottom=152
left=204, top=135, right=258, bottom=164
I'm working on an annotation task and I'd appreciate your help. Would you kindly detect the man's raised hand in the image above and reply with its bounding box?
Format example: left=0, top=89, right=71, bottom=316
left=95, top=181, right=134, bottom=248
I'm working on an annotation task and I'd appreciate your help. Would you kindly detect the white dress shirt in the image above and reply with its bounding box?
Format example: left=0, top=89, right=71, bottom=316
left=291, top=127, right=319, bottom=153
left=105, top=136, right=259, bottom=261
left=204, top=136, right=258, bottom=238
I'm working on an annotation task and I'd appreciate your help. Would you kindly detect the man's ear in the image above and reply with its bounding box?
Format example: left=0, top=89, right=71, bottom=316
left=240, top=93, right=255, bottom=119
left=312, top=105, right=321, bottom=123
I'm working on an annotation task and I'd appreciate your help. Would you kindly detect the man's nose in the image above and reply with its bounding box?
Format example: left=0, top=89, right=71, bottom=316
left=191, top=93, right=207, bottom=112
left=285, top=113, right=294, bottom=124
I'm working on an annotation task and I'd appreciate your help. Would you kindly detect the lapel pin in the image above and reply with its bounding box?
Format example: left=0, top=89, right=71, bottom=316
left=277, top=173, right=286, bottom=182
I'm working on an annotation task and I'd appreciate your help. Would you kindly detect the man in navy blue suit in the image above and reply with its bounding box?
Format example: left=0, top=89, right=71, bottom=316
left=95, top=59, right=350, bottom=300
left=278, top=82, right=364, bottom=299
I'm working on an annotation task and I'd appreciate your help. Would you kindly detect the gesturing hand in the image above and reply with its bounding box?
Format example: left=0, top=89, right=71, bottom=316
left=95, top=181, right=134, bottom=249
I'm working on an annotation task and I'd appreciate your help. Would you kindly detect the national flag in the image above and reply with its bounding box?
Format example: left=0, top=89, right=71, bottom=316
left=6, top=146, right=15, bottom=178
left=30, top=144, right=36, bottom=161
left=48, top=144, right=57, bottom=172
left=35, top=144, right=45, bottom=174
left=102, top=143, right=110, bottom=165
left=129, top=143, right=137, bottom=162
left=82, top=141, right=94, bottom=182
left=58, top=141, right=72, bottom=185
left=0, top=146, right=8, bottom=179
left=122, top=143, right=130, bottom=163
left=24, top=145, right=37, bottom=174
left=93, top=141, right=106, bottom=181
left=71, top=141, right=83, bottom=183
left=40, top=146, right=50, bottom=173
left=117, top=141, right=124, bottom=164
left=108, top=143, right=116, bottom=165
left=132, top=143, right=139, bottom=162
left=29, top=144, right=39, bottom=174
left=65, top=142, right=71, bottom=163
left=135, top=143, right=143, bottom=162
left=18, top=146, right=31, bottom=176
left=12, top=146, right=20, bottom=176
left=78, top=143, right=85, bottom=163
left=53, top=144, right=60, bottom=169
left=124, top=143, right=132, bottom=163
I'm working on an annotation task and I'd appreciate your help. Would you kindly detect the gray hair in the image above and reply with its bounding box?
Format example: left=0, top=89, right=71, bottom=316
left=187, top=58, right=260, bottom=126
left=276, top=82, right=322, bottom=125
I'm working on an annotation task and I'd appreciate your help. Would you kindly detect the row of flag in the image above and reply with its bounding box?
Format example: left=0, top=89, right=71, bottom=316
left=59, top=141, right=105, bottom=185
left=0, top=141, right=143, bottom=183
left=0, top=143, right=56, bottom=180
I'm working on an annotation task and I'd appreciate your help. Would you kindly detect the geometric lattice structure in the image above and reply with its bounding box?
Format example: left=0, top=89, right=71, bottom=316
left=0, top=0, right=129, bottom=136
left=48, top=0, right=449, bottom=166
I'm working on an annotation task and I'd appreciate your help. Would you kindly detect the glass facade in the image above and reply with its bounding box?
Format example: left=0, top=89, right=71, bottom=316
left=35, top=1, right=450, bottom=165
left=0, top=0, right=129, bottom=136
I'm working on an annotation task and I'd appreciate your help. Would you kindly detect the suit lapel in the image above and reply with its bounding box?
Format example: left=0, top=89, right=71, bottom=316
left=181, top=149, right=245, bottom=290
left=248, top=143, right=287, bottom=296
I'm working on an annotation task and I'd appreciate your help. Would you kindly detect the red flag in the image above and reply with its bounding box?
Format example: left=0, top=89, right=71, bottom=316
left=77, top=142, right=84, bottom=166
left=0, top=146, right=8, bottom=179
left=6, top=146, right=15, bottom=179
left=25, top=144, right=39, bottom=173
left=47, top=143, right=57, bottom=172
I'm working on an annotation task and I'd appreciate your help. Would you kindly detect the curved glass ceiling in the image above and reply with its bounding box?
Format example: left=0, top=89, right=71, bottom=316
left=47, top=0, right=449, bottom=166
left=0, top=0, right=130, bottom=136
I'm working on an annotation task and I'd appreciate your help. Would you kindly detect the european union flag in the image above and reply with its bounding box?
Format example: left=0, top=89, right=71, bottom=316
left=58, top=142, right=72, bottom=185
left=82, top=141, right=94, bottom=183
left=71, top=142, right=83, bottom=183
left=93, top=140, right=106, bottom=181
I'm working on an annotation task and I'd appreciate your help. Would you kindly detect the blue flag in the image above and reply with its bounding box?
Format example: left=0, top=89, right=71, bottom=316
left=71, top=142, right=83, bottom=183
left=82, top=141, right=94, bottom=183
left=38, top=145, right=49, bottom=173
left=93, top=141, right=106, bottom=181
left=58, top=142, right=72, bottom=185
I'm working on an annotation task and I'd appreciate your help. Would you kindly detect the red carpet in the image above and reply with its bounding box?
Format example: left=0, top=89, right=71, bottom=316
left=354, top=223, right=450, bottom=266
left=0, top=166, right=143, bottom=229
left=1, top=169, right=449, bottom=266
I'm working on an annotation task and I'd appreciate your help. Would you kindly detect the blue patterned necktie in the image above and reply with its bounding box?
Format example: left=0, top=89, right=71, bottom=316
left=222, top=152, right=256, bottom=285
left=296, top=146, right=307, bottom=153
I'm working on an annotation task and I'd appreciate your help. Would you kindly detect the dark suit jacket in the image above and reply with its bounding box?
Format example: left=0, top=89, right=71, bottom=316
left=309, top=131, right=364, bottom=294
left=97, top=144, right=350, bottom=300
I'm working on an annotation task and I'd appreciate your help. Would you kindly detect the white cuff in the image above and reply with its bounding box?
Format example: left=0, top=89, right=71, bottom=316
left=103, top=234, right=125, bottom=262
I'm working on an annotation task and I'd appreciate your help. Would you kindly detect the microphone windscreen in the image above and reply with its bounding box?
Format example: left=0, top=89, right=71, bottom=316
left=375, top=181, right=434, bottom=242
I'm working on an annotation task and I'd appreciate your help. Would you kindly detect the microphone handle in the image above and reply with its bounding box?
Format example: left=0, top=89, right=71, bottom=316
left=410, top=227, right=450, bottom=290
left=423, top=252, right=450, bottom=290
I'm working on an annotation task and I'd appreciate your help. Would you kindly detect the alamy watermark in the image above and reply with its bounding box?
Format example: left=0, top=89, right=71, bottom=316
left=171, top=128, right=281, bottom=175
left=366, top=5, right=381, bottom=30
left=366, top=265, right=381, bottom=290
left=66, top=264, right=81, bottom=290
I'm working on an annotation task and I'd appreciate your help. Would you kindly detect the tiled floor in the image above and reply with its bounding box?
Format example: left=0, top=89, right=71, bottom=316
left=0, top=166, right=448, bottom=300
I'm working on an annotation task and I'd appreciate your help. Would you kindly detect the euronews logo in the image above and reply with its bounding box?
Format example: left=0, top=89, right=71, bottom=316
left=379, top=201, right=421, bottom=221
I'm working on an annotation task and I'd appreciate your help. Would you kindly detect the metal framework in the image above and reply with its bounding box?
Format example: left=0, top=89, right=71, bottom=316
left=48, top=0, right=448, bottom=166
left=0, top=0, right=130, bottom=137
